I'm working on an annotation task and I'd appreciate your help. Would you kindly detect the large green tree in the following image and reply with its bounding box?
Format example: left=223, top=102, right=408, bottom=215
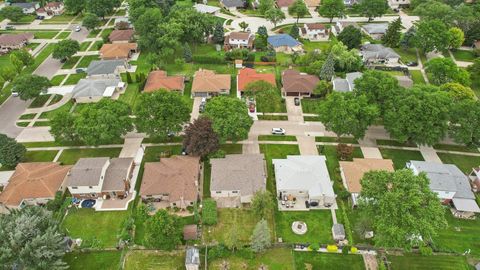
left=439, top=82, right=476, bottom=102
left=330, top=41, right=363, bottom=72
left=414, top=19, right=451, bottom=53
left=75, top=99, right=133, bottom=145
left=359, top=170, right=447, bottom=250
left=258, top=0, right=275, bottom=14
left=12, top=74, right=51, bottom=101
left=318, top=92, right=379, bottom=139
left=145, top=210, right=182, bottom=250
left=265, top=8, right=285, bottom=28
left=448, top=27, right=465, bottom=49
left=382, top=18, right=402, bottom=48
left=212, top=22, right=225, bottom=45
left=134, top=90, right=190, bottom=139
left=183, top=116, right=220, bottom=158
left=413, top=0, right=453, bottom=25
left=358, top=0, right=389, bottom=21
left=10, top=49, right=34, bottom=68
left=204, top=96, right=253, bottom=142
left=383, top=86, right=451, bottom=145
left=0, top=207, right=67, bottom=269
left=354, top=70, right=400, bottom=113
left=50, top=111, right=79, bottom=143
left=64, top=0, right=86, bottom=14
left=52, top=39, right=80, bottom=61
left=250, top=219, right=271, bottom=253
left=82, top=13, right=100, bottom=30
left=288, top=0, right=309, bottom=23
left=425, top=57, right=470, bottom=86
left=86, top=0, right=119, bottom=19
left=318, top=0, right=345, bottom=23
left=0, top=133, right=25, bottom=168
left=449, top=100, right=480, bottom=147
left=0, top=6, right=24, bottom=22
left=319, top=52, right=335, bottom=80
left=251, top=190, right=275, bottom=219
left=337, top=25, right=362, bottom=49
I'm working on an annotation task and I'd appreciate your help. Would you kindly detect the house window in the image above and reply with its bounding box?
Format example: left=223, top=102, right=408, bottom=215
left=216, top=191, right=221, bottom=194
left=91, top=193, right=96, bottom=197
left=71, top=187, right=78, bottom=189
left=89, top=186, right=93, bottom=189
left=232, top=191, right=238, bottom=194
left=172, top=203, right=176, bottom=206
left=190, top=201, right=194, bottom=205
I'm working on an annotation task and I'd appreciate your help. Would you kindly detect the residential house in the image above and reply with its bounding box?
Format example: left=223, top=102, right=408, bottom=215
left=36, top=2, right=64, bottom=16
left=276, top=0, right=295, bottom=11
left=144, top=70, right=185, bottom=93
left=71, top=78, right=125, bottom=103
left=99, top=43, right=138, bottom=60
left=237, top=68, right=276, bottom=95
left=388, top=0, right=410, bottom=9
left=10, top=2, right=40, bottom=14
left=224, top=32, right=254, bottom=51
left=0, top=33, right=34, bottom=53
left=193, top=3, right=220, bottom=14
left=301, top=23, right=328, bottom=41
left=210, top=154, right=267, bottom=208
left=185, top=247, right=200, bottom=270
left=66, top=157, right=134, bottom=200
left=361, top=23, right=389, bottom=40
left=339, top=158, right=394, bottom=206
left=191, top=69, right=231, bottom=97
left=0, top=163, right=71, bottom=213
left=273, top=155, right=336, bottom=211
left=395, top=75, right=413, bottom=88
left=220, top=0, right=246, bottom=11
left=331, top=21, right=359, bottom=36
left=332, top=72, right=363, bottom=92
left=108, top=29, right=135, bottom=43
left=407, top=161, right=480, bottom=217
left=114, top=17, right=132, bottom=29
left=267, top=34, right=303, bottom=54
left=361, top=44, right=400, bottom=65
left=140, top=156, right=200, bottom=209
left=281, top=69, right=319, bottom=97
left=86, top=59, right=127, bottom=79
left=469, top=167, right=480, bottom=192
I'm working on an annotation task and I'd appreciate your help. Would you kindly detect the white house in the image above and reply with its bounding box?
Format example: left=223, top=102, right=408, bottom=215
left=224, top=32, right=254, bottom=50
left=193, top=3, right=220, bottom=14
left=273, top=155, right=336, bottom=211
left=10, top=2, right=40, bottom=14
left=301, top=23, right=328, bottom=41
left=388, top=0, right=410, bottom=9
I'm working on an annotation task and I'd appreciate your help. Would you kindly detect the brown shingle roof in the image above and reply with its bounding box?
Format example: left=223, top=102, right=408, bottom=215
left=109, top=29, right=134, bottom=42
left=0, top=33, right=34, bottom=46
left=229, top=32, right=251, bottom=40
left=191, top=69, right=231, bottom=93
left=0, top=163, right=71, bottom=207
left=140, top=156, right=200, bottom=201
left=305, top=23, right=326, bottom=30
left=99, top=43, right=137, bottom=59
left=67, top=157, right=109, bottom=187
left=339, top=158, right=394, bottom=193
left=237, top=68, right=276, bottom=92
left=144, top=70, right=185, bottom=92
left=282, top=69, right=319, bottom=93
left=276, top=0, right=295, bottom=7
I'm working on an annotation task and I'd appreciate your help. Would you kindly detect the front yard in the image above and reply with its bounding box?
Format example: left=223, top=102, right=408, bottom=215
left=275, top=210, right=334, bottom=244
left=57, top=147, right=122, bottom=165
left=24, top=150, right=58, bottom=162
left=259, top=144, right=300, bottom=194
left=379, top=148, right=424, bottom=170
left=437, top=153, right=480, bottom=174
left=294, top=252, right=366, bottom=270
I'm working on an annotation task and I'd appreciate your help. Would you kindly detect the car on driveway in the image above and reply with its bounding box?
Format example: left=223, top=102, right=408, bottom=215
left=271, top=128, right=286, bottom=135
left=5, top=25, right=15, bottom=30
left=294, top=97, right=300, bottom=106
left=75, top=68, right=86, bottom=73
left=74, top=26, right=81, bottom=32
left=36, top=15, right=45, bottom=20
left=406, top=61, right=418, bottom=67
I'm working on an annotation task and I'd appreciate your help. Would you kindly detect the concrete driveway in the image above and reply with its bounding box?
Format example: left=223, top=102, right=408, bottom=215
left=285, top=97, right=303, bottom=122
left=0, top=96, right=31, bottom=138
left=69, top=26, right=89, bottom=42
left=190, top=97, right=202, bottom=123
left=34, top=55, right=62, bottom=79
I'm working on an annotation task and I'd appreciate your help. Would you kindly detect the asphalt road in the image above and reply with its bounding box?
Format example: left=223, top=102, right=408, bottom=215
left=0, top=96, right=31, bottom=138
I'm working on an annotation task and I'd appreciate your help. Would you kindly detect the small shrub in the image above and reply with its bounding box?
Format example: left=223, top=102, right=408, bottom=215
left=208, top=244, right=229, bottom=259
left=350, top=246, right=358, bottom=254
left=309, top=243, right=319, bottom=251
left=327, top=245, right=338, bottom=252
left=202, top=199, right=218, bottom=225
left=419, top=245, right=433, bottom=256
left=208, top=149, right=226, bottom=159
left=342, top=245, right=350, bottom=255
left=336, top=143, right=353, bottom=161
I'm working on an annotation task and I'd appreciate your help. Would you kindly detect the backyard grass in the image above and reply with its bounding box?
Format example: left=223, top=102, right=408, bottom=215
left=62, top=208, right=129, bottom=247
left=259, top=144, right=300, bottom=194
left=57, top=148, right=122, bottom=165
left=433, top=144, right=479, bottom=153
left=118, top=82, right=140, bottom=108
left=24, top=150, right=58, bottom=162
left=388, top=254, right=471, bottom=270
left=28, top=94, right=51, bottom=108
left=209, top=248, right=294, bottom=269
left=434, top=210, right=480, bottom=256
left=394, top=47, right=418, bottom=64
left=302, top=40, right=331, bottom=53
left=203, top=208, right=275, bottom=244
left=124, top=250, right=185, bottom=270
left=275, top=210, right=334, bottom=244
left=76, top=55, right=100, bottom=68
left=451, top=50, right=476, bottom=62
left=301, top=98, right=321, bottom=114
left=79, top=41, right=92, bottom=51
left=61, top=56, right=81, bottom=69
left=318, top=145, right=363, bottom=191
left=437, top=153, right=480, bottom=174
left=64, top=251, right=122, bottom=270
left=315, top=136, right=358, bottom=144
left=379, top=148, right=424, bottom=170
left=257, top=115, right=288, bottom=120
left=50, top=75, right=67, bottom=86
left=64, top=73, right=87, bottom=85
left=376, top=139, right=417, bottom=147
left=294, top=252, right=366, bottom=270
left=409, top=70, right=426, bottom=84
left=258, top=135, right=297, bottom=141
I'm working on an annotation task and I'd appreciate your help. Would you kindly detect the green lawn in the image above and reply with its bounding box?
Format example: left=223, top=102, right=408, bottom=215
left=64, top=73, right=87, bottom=85
left=434, top=210, right=480, bottom=256
left=50, top=75, right=67, bottom=86
left=275, top=210, right=334, bottom=244
left=76, top=55, right=100, bottom=68
left=56, top=31, right=71, bottom=39
left=257, top=115, right=288, bottom=120
left=79, top=41, right=92, bottom=52
left=88, top=41, right=104, bottom=51
left=379, top=148, right=424, bottom=170
left=394, top=48, right=418, bottom=64
left=451, top=50, right=476, bottom=62
left=219, top=143, right=243, bottom=154
left=203, top=208, right=275, bottom=244
left=301, top=98, right=321, bottom=114
left=255, top=92, right=287, bottom=113
left=258, top=135, right=297, bottom=141
left=209, top=248, right=294, bottom=269
left=39, top=100, right=74, bottom=119
left=433, top=144, right=479, bottom=153
left=62, top=208, right=129, bottom=247
left=64, top=251, right=122, bottom=270
left=409, top=70, right=425, bottom=84
left=33, top=121, right=50, bottom=127
left=302, top=40, right=331, bottom=53
left=294, top=252, right=365, bottom=270
left=259, top=144, right=300, bottom=194
left=19, top=113, right=36, bottom=120
left=41, top=14, right=82, bottom=24
left=316, top=136, right=358, bottom=144
left=24, top=150, right=58, bottom=162
left=48, top=94, right=63, bottom=106
left=144, top=145, right=183, bottom=162
left=87, top=29, right=101, bottom=38
left=376, top=139, right=417, bottom=147
left=118, top=82, right=140, bottom=108
left=437, top=153, right=480, bottom=174
left=124, top=250, right=185, bottom=270
left=28, top=94, right=51, bottom=108
left=388, top=254, right=471, bottom=270
left=318, top=145, right=363, bottom=188
left=61, top=56, right=81, bottom=69
left=57, top=148, right=122, bottom=165
left=0, top=30, right=59, bottom=39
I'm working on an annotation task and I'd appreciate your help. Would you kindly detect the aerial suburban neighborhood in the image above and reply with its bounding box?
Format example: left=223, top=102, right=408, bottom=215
left=0, top=0, right=480, bottom=269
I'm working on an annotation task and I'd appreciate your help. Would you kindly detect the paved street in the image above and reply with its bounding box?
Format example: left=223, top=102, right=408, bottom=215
left=0, top=97, right=31, bottom=138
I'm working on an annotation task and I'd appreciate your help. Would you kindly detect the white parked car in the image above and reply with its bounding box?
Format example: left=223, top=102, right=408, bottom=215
left=271, top=128, right=286, bottom=135
left=74, top=26, right=81, bottom=32
left=11, top=91, right=19, bottom=97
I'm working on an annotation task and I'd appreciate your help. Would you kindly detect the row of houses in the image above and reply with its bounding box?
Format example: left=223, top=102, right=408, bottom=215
left=4, top=1, right=64, bottom=16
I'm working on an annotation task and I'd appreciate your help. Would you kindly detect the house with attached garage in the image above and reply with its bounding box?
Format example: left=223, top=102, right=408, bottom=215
left=36, top=2, right=64, bottom=17
left=281, top=69, right=319, bottom=97
left=99, top=43, right=138, bottom=60
left=220, top=0, right=246, bottom=11
left=0, top=163, right=71, bottom=213
left=273, top=155, right=337, bottom=211
left=361, top=23, right=389, bottom=40
left=10, top=2, right=40, bottom=14
left=0, top=33, right=33, bottom=53
left=144, top=70, right=185, bottom=94
left=224, top=32, right=255, bottom=51
left=407, top=161, right=480, bottom=218
left=267, top=34, right=303, bottom=54
left=301, top=23, right=328, bottom=41
left=108, top=29, right=135, bottom=43
left=332, top=72, right=363, bottom=92
left=339, top=158, right=394, bottom=206
left=191, top=69, right=231, bottom=97
left=140, top=156, right=200, bottom=209
left=66, top=157, right=134, bottom=201
left=237, top=68, right=276, bottom=95
left=71, top=78, right=125, bottom=103
left=210, top=154, right=267, bottom=208
left=86, top=59, right=128, bottom=79
left=360, top=44, right=400, bottom=65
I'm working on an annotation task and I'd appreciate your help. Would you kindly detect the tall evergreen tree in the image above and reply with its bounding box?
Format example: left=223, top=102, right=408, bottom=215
left=0, top=133, right=26, bottom=168
left=212, top=23, right=225, bottom=44
left=289, top=24, right=300, bottom=39
left=250, top=219, right=271, bottom=253
left=319, top=52, right=335, bottom=81
left=382, top=18, right=402, bottom=48
left=183, top=42, right=192, bottom=63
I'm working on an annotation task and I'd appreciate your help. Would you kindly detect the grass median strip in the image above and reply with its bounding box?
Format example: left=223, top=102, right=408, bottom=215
left=258, top=135, right=297, bottom=141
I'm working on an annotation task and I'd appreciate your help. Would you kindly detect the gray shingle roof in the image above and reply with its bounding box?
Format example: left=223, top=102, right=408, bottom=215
left=333, top=72, right=363, bottom=92
left=362, top=23, right=388, bottom=34
left=87, top=59, right=125, bottom=76
left=210, top=154, right=266, bottom=196
left=67, top=158, right=109, bottom=187
left=361, top=44, right=400, bottom=60
left=72, top=78, right=120, bottom=98
left=185, top=247, right=200, bottom=265
left=11, top=2, right=38, bottom=9
left=102, top=158, right=133, bottom=192
left=221, top=0, right=246, bottom=7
